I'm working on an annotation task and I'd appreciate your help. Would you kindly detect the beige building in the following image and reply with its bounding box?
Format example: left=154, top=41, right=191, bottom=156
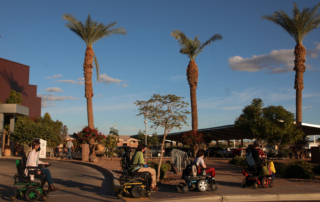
left=117, top=135, right=139, bottom=148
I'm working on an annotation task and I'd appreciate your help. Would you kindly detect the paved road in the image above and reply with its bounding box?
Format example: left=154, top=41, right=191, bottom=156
left=0, top=159, right=118, bottom=202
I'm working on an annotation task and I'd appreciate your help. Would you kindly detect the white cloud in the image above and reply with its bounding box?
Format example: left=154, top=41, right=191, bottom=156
left=41, top=101, right=56, bottom=108
left=78, top=78, right=84, bottom=81
left=56, top=79, right=76, bottom=84
left=96, top=94, right=103, bottom=98
left=121, top=84, right=128, bottom=88
left=307, top=42, right=320, bottom=59
left=229, top=44, right=320, bottom=73
left=198, top=87, right=320, bottom=111
left=38, top=94, right=80, bottom=108
left=170, top=75, right=185, bottom=81
left=44, top=87, right=63, bottom=92
left=45, top=74, right=62, bottom=79
left=56, top=79, right=84, bottom=85
left=222, top=106, right=243, bottom=110
left=99, top=74, right=127, bottom=85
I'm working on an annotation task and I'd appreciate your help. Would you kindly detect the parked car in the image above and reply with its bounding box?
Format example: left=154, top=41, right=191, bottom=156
left=206, top=147, right=224, bottom=157
left=230, top=148, right=247, bottom=157
left=150, top=145, right=165, bottom=157
left=220, top=147, right=237, bottom=155
left=262, top=145, right=278, bottom=156
left=164, top=147, right=174, bottom=156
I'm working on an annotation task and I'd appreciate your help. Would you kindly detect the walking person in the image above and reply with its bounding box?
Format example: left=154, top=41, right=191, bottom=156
left=66, top=139, right=74, bottom=160
left=25, top=140, right=58, bottom=191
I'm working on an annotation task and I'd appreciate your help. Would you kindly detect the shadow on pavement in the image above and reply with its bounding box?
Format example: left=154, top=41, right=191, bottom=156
left=0, top=183, right=15, bottom=202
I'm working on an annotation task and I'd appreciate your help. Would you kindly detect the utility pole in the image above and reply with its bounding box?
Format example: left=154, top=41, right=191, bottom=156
left=144, top=113, right=149, bottom=157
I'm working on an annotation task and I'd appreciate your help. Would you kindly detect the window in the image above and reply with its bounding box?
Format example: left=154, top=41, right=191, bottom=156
left=123, top=143, right=127, bottom=146
left=131, top=141, right=135, bottom=143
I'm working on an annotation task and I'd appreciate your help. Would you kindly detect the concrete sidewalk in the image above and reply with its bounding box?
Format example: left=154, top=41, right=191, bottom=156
left=0, top=157, right=119, bottom=202
left=1, top=156, right=320, bottom=202
left=118, top=160, right=320, bottom=202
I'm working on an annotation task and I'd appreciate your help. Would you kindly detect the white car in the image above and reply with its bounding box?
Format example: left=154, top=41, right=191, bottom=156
left=150, top=145, right=165, bottom=157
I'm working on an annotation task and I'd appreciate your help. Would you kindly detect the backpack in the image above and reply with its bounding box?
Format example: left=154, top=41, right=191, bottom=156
left=245, top=149, right=255, bottom=167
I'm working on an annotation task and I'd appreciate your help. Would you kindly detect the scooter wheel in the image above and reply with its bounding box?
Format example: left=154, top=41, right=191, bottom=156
left=241, top=182, right=246, bottom=188
left=182, top=185, right=189, bottom=193
left=210, top=183, right=217, bottom=191
left=269, top=179, right=274, bottom=188
left=25, top=188, right=39, bottom=201
left=116, top=193, right=122, bottom=199
left=253, top=182, right=258, bottom=189
left=146, top=192, right=151, bottom=197
left=261, top=177, right=269, bottom=188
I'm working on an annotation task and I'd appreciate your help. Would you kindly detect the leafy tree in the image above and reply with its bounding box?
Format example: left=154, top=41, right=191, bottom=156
left=63, top=14, right=126, bottom=130
left=137, top=130, right=159, bottom=148
left=235, top=99, right=305, bottom=150
left=262, top=3, right=320, bottom=126
left=135, top=94, right=190, bottom=182
left=109, top=127, right=119, bottom=136
left=171, top=30, right=222, bottom=131
left=181, top=130, right=205, bottom=157
left=35, top=113, right=63, bottom=145
left=60, top=125, right=68, bottom=140
left=11, top=116, right=55, bottom=144
left=6, top=90, right=22, bottom=105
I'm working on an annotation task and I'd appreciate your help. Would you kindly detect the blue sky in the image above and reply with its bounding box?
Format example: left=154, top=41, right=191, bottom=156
left=1, top=0, right=320, bottom=140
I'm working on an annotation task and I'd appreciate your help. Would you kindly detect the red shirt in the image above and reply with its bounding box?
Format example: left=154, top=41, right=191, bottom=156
left=257, top=148, right=266, bottom=159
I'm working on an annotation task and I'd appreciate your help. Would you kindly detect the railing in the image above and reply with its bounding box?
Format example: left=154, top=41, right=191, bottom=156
left=171, top=149, right=188, bottom=172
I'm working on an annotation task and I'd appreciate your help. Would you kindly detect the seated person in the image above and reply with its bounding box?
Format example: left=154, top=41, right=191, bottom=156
left=25, top=140, right=58, bottom=192
left=131, top=144, right=158, bottom=191
left=250, top=141, right=263, bottom=176
left=194, top=150, right=215, bottom=178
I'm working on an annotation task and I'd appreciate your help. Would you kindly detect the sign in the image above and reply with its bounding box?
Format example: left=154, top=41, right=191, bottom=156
left=34, top=138, right=47, bottom=159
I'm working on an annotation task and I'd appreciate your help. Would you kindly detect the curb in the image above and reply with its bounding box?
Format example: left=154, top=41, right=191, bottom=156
left=153, top=193, right=320, bottom=202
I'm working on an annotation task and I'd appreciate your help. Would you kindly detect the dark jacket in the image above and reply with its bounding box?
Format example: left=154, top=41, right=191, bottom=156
left=250, top=147, right=261, bottom=166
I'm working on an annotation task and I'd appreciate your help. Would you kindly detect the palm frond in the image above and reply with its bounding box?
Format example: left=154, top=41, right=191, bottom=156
left=262, top=2, right=320, bottom=44
left=199, top=34, right=222, bottom=52
left=93, top=53, right=100, bottom=81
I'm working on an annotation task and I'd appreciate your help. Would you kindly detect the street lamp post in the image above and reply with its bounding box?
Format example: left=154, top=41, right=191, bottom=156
left=144, top=113, right=149, bottom=157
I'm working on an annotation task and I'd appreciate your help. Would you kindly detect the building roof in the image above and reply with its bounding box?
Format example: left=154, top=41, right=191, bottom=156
left=119, top=135, right=139, bottom=141
left=130, top=122, right=320, bottom=142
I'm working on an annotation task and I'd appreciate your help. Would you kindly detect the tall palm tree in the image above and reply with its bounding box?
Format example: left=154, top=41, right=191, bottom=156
left=63, top=14, right=126, bottom=129
left=171, top=30, right=222, bottom=131
left=262, top=3, right=320, bottom=126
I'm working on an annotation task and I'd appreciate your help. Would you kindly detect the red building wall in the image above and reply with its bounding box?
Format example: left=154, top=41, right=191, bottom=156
left=0, top=58, right=41, bottom=120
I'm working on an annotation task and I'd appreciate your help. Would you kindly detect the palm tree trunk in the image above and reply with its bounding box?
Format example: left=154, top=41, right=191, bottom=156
left=83, top=46, right=95, bottom=158
left=293, top=44, right=306, bottom=127
left=187, top=61, right=198, bottom=131
left=83, top=46, right=95, bottom=129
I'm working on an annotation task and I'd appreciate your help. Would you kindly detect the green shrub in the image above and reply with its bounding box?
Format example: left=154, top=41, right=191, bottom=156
left=312, top=164, right=320, bottom=174
left=284, top=161, right=314, bottom=179
left=147, top=161, right=172, bottom=179
left=229, top=156, right=246, bottom=167
left=274, top=162, right=286, bottom=176
left=277, top=149, right=292, bottom=158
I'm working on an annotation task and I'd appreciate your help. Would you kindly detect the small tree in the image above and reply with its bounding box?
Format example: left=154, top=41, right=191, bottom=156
left=6, top=90, right=22, bottom=105
left=235, top=98, right=305, bottom=157
left=181, top=130, right=205, bottom=157
left=104, top=127, right=119, bottom=158
left=11, top=116, right=55, bottom=144
left=135, top=94, right=190, bottom=182
left=137, top=130, right=159, bottom=150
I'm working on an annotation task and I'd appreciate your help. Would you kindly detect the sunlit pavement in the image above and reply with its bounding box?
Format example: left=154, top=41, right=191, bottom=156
left=0, top=159, right=118, bottom=202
